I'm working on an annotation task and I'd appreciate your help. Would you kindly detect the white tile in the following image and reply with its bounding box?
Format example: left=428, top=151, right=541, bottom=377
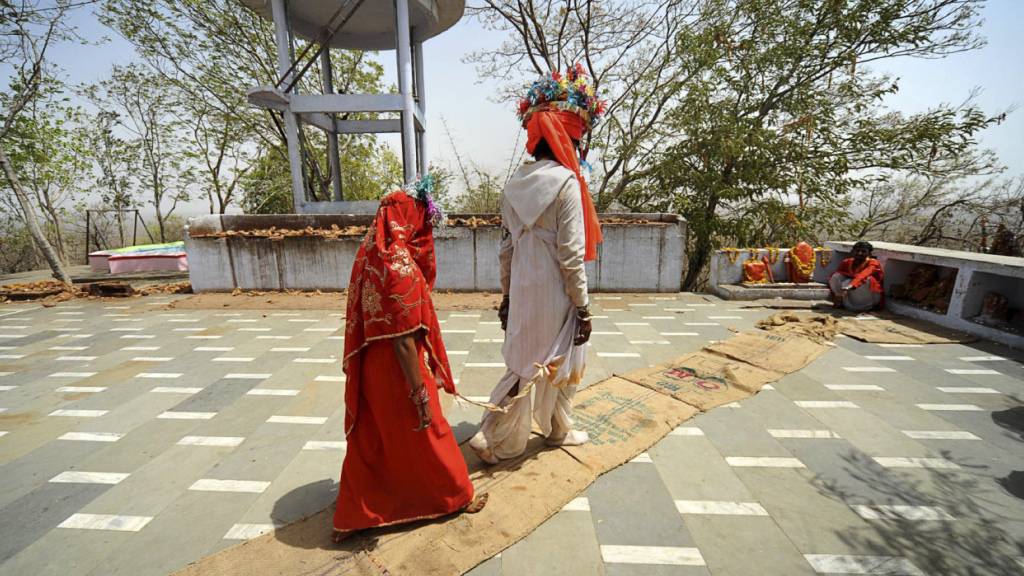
left=122, top=346, right=160, bottom=351
left=214, top=357, right=255, bottom=363
left=630, top=452, right=653, bottom=463
left=670, top=427, right=704, bottom=436
left=137, top=372, right=182, bottom=379
left=873, top=457, right=960, bottom=470
left=247, top=389, right=300, bottom=397
left=48, top=372, right=97, bottom=378
left=473, top=338, right=506, bottom=342
left=598, top=352, right=642, bottom=358
left=271, top=313, right=300, bottom=317
left=937, top=386, right=1000, bottom=394
left=628, top=303, right=657, bottom=307
left=641, top=316, right=675, bottom=320
left=877, top=343, right=922, bottom=348
left=303, top=327, right=338, bottom=332
left=795, top=400, right=859, bottom=409
left=0, top=431, right=7, bottom=437
left=675, top=500, right=769, bottom=516
left=0, top=385, right=15, bottom=391
left=228, top=319, right=259, bottom=323
left=958, top=355, right=1004, bottom=362
left=768, top=429, right=841, bottom=439
left=178, top=435, right=245, bottom=447
left=189, top=478, right=270, bottom=493
left=58, top=432, right=123, bottom=442
left=111, top=327, right=143, bottom=332
left=594, top=296, right=622, bottom=300
left=224, top=523, right=278, bottom=540
left=50, top=346, right=88, bottom=351
left=842, top=366, right=896, bottom=373
left=186, top=335, right=222, bottom=340
left=804, top=554, right=923, bottom=575
left=50, top=471, right=129, bottom=485
left=50, top=409, right=107, bottom=418
left=195, top=347, right=233, bottom=352
left=257, top=335, right=292, bottom=340
left=55, top=386, right=107, bottom=393
left=120, top=334, right=155, bottom=339
left=447, top=350, right=470, bottom=355
left=561, top=497, right=590, bottom=512
left=600, top=545, right=705, bottom=566
left=151, top=387, right=203, bottom=394
left=726, top=457, right=805, bottom=468
left=168, top=319, right=199, bottom=323
left=293, top=358, right=336, bottom=364
left=0, top=354, right=26, bottom=359
left=661, top=332, right=699, bottom=336
left=762, top=384, right=776, bottom=391
left=302, top=440, right=347, bottom=451
left=58, top=513, right=153, bottom=532
left=223, top=373, right=271, bottom=380
left=267, top=415, right=327, bottom=425
left=104, top=306, right=131, bottom=310
left=270, top=347, right=310, bottom=352
left=685, top=322, right=719, bottom=326
left=629, top=340, right=671, bottom=345
left=945, top=368, right=1000, bottom=375
left=158, top=411, right=216, bottom=420
left=864, top=355, right=914, bottom=361
left=442, top=329, right=476, bottom=334
left=131, top=357, right=172, bottom=362
left=590, top=331, right=623, bottom=336
left=0, top=372, right=13, bottom=377
left=902, top=430, right=980, bottom=440
left=315, top=375, right=345, bottom=382
left=172, top=328, right=204, bottom=332
left=214, top=313, right=243, bottom=317
left=826, top=384, right=884, bottom=391
left=239, top=328, right=271, bottom=332
left=851, top=505, right=955, bottom=521
left=916, top=403, right=983, bottom=411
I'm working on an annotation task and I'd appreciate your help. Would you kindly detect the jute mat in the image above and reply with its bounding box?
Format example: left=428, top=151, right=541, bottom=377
left=174, top=331, right=831, bottom=576
left=756, top=310, right=976, bottom=345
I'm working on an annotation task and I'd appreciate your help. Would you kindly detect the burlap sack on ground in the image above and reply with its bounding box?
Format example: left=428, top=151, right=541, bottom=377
left=706, top=329, right=831, bottom=374
left=617, top=351, right=778, bottom=411
left=838, top=315, right=977, bottom=344
left=172, top=378, right=694, bottom=576
left=755, top=311, right=840, bottom=344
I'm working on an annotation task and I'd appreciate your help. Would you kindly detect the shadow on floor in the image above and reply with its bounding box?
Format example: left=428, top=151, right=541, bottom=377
left=815, top=449, right=1024, bottom=575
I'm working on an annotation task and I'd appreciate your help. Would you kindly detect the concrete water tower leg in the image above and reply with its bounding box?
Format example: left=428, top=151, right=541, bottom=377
left=394, top=0, right=417, bottom=184
left=320, top=49, right=344, bottom=201
left=271, top=0, right=306, bottom=211
left=413, top=40, right=427, bottom=176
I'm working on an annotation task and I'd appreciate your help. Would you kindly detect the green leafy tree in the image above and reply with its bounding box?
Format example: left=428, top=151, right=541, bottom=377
left=85, top=65, right=192, bottom=243
left=627, top=0, right=1004, bottom=289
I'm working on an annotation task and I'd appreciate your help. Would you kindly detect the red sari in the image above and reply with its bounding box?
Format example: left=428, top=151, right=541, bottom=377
left=334, top=191, right=473, bottom=532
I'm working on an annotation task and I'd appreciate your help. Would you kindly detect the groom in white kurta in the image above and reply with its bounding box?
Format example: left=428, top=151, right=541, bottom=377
left=468, top=155, right=593, bottom=462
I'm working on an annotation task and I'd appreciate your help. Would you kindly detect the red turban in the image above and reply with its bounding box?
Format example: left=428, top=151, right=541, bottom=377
left=525, top=109, right=603, bottom=262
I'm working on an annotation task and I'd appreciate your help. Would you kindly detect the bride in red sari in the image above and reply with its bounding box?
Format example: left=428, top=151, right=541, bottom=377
left=333, top=184, right=486, bottom=541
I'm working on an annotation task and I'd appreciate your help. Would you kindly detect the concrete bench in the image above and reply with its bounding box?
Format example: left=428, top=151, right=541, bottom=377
left=822, top=241, right=1024, bottom=349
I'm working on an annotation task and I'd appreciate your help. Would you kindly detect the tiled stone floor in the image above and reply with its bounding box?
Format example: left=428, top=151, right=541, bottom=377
left=0, top=294, right=1022, bottom=576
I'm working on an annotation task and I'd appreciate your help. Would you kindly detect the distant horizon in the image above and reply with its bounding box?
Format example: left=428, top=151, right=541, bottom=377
left=12, top=1, right=1024, bottom=219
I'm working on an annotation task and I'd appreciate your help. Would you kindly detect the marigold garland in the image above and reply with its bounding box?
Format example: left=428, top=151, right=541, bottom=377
left=766, top=246, right=780, bottom=265
left=723, top=248, right=740, bottom=264
left=816, top=247, right=832, bottom=267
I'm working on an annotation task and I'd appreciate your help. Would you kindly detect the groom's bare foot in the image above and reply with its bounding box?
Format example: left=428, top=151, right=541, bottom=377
left=463, top=493, right=489, bottom=514
left=545, top=429, right=589, bottom=447
left=468, top=434, right=500, bottom=465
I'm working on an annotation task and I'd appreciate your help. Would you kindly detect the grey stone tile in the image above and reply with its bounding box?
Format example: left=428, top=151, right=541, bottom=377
left=588, top=462, right=696, bottom=548
left=465, top=554, right=501, bottom=576
left=501, top=510, right=604, bottom=576
left=0, top=483, right=111, bottom=562
left=169, top=378, right=261, bottom=413
left=682, top=516, right=815, bottom=576
left=650, top=435, right=753, bottom=502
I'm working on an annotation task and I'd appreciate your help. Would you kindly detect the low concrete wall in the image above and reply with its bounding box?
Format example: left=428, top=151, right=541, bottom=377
left=826, top=241, right=1024, bottom=349
left=185, top=213, right=687, bottom=293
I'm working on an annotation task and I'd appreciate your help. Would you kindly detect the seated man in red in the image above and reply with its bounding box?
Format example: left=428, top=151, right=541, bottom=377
left=829, top=241, right=884, bottom=311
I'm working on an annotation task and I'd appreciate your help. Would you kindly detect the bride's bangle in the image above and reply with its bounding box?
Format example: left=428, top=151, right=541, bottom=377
left=409, top=385, right=429, bottom=406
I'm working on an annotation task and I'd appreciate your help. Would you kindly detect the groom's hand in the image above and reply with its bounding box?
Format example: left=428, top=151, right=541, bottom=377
left=499, top=295, right=510, bottom=331
left=574, top=318, right=592, bottom=346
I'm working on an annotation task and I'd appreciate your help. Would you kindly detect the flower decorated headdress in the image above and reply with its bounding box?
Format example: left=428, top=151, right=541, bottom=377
left=517, top=63, right=607, bottom=131
left=402, top=172, right=446, bottom=228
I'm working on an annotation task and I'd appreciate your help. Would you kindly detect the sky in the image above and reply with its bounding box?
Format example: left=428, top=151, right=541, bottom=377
left=34, top=1, right=1024, bottom=217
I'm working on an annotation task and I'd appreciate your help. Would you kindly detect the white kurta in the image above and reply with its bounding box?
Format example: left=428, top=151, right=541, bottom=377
left=471, top=160, right=590, bottom=459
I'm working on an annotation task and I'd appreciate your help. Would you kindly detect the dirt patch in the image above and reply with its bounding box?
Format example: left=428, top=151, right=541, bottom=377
left=168, top=291, right=502, bottom=312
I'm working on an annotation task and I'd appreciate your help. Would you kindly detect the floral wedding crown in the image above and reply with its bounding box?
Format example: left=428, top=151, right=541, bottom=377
left=516, top=63, right=607, bottom=131
left=403, top=173, right=445, bottom=228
